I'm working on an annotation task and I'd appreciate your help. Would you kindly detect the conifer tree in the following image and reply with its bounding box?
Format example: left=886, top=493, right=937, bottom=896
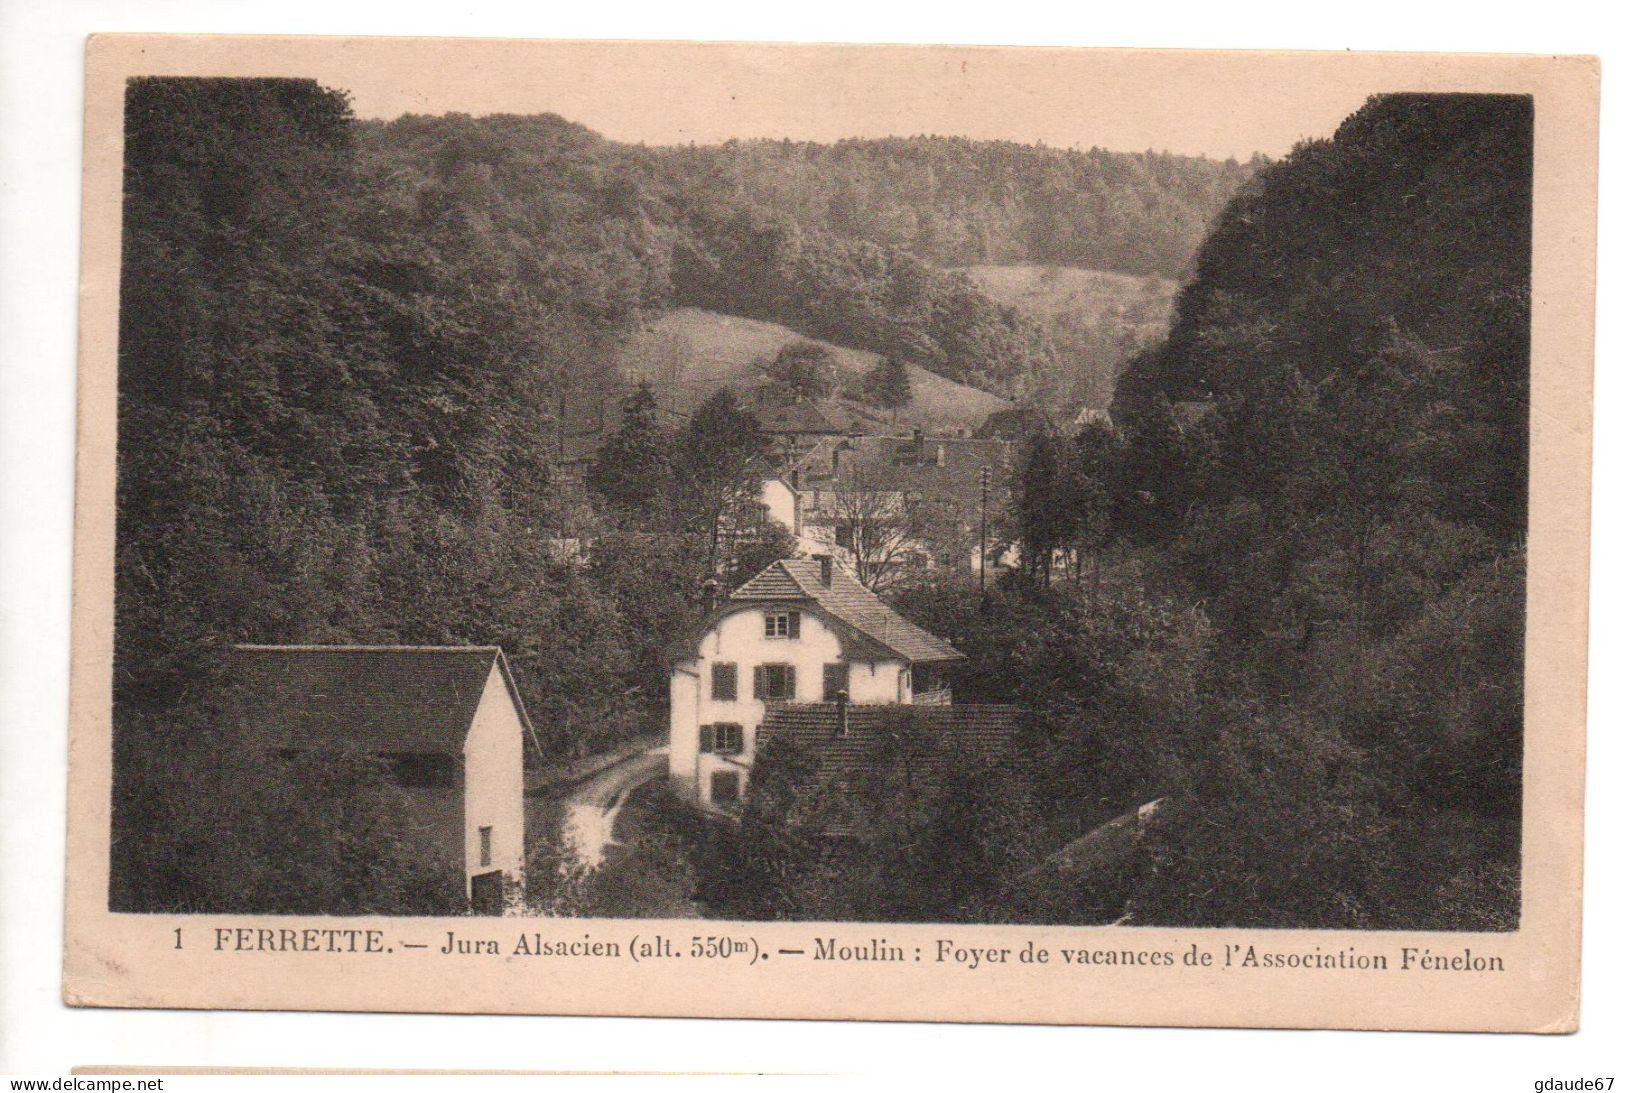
left=677, top=388, right=771, bottom=573
left=863, top=355, right=913, bottom=420
left=586, top=383, right=673, bottom=515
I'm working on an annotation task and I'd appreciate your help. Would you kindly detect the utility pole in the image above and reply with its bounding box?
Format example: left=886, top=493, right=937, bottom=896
left=979, top=464, right=990, bottom=594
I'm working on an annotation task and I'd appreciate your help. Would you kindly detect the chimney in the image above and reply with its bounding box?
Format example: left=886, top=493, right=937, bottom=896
left=701, top=577, right=719, bottom=613
left=912, top=427, right=925, bottom=458
left=835, top=689, right=850, bottom=736
left=816, top=553, right=833, bottom=588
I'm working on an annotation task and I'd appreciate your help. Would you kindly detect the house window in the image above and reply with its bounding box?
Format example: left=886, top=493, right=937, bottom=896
left=478, top=826, right=493, bottom=868
left=823, top=663, right=850, bottom=702
left=753, top=663, right=797, bottom=701
left=699, top=723, right=744, bottom=754
left=711, top=662, right=738, bottom=701
left=834, top=523, right=854, bottom=550
left=764, top=610, right=801, bottom=639
left=710, top=770, right=741, bottom=805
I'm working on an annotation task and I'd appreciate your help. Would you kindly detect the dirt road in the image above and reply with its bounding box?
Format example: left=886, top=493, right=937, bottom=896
left=557, top=744, right=668, bottom=872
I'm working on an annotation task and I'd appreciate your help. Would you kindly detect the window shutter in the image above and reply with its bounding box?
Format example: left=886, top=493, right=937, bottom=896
left=784, top=665, right=797, bottom=700
left=699, top=724, right=716, bottom=753
left=753, top=665, right=765, bottom=700
left=712, top=662, right=736, bottom=701
left=787, top=611, right=801, bottom=638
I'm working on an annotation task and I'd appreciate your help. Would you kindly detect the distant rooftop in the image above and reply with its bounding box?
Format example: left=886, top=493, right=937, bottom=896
left=791, top=432, right=1013, bottom=502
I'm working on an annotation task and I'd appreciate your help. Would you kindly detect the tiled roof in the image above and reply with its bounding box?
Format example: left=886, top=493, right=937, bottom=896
left=1024, top=798, right=1166, bottom=880
left=730, top=558, right=963, bottom=663
left=227, top=645, right=534, bottom=754
left=756, top=703, right=1025, bottom=813
left=728, top=562, right=805, bottom=600
left=791, top=434, right=1014, bottom=509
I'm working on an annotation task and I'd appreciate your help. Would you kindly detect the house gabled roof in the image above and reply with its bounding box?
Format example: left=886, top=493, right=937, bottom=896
left=729, top=558, right=964, bottom=664
left=227, top=645, right=536, bottom=755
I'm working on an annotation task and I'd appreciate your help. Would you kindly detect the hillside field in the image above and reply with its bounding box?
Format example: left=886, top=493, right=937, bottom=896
left=957, top=265, right=1180, bottom=410
left=570, top=307, right=1013, bottom=436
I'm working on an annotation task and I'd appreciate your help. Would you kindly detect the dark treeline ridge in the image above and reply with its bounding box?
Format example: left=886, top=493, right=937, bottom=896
left=688, top=94, right=1528, bottom=930
left=652, top=135, right=1256, bottom=276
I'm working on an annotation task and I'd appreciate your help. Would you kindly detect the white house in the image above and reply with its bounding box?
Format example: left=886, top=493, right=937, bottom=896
left=756, top=474, right=808, bottom=549
left=229, top=644, right=538, bottom=913
left=780, top=430, right=1018, bottom=587
left=667, top=555, right=964, bottom=809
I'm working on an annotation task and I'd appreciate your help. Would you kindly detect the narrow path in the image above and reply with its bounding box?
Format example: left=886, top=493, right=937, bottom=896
left=558, top=745, right=668, bottom=872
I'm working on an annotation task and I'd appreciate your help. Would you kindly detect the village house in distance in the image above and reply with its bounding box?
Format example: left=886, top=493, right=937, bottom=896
left=226, top=645, right=537, bottom=912
left=668, top=554, right=1018, bottom=810
left=787, top=428, right=1016, bottom=584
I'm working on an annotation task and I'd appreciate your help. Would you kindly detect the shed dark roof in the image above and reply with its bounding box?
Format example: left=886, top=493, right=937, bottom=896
left=730, top=558, right=963, bottom=663
left=227, top=645, right=534, bottom=755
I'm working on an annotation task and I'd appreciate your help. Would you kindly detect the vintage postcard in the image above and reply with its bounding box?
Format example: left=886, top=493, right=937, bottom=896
left=65, top=36, right=1597, bottom=1030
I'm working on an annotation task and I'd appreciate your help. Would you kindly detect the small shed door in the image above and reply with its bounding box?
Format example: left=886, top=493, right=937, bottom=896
left=470, top=870, right=504, bottom=915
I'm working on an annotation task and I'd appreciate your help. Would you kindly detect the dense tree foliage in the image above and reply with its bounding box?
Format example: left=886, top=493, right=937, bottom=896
left=652, top=136, right=1254, bottom=277
left=586, top=384, right=676, bottom=515
left=762, top=340, right=838, bottom=402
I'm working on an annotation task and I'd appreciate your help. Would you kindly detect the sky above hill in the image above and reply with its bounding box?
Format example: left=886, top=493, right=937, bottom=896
left=269, top=40, right=1416, bottom=160
left=118, top=38, right=1537, bottom=161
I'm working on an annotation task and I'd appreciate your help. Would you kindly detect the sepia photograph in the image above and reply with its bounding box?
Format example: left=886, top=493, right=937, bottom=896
left=108, top=65, right=1533, bottom=928
left=60, top=36, right=1595, bottom=1030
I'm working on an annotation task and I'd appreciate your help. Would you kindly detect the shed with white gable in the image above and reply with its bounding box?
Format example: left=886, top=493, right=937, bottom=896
left=227, top=644, right=537, bottom=913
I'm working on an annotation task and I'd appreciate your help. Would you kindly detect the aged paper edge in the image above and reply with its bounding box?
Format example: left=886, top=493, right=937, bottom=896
left=63, top=35, right=1599, bottom=1032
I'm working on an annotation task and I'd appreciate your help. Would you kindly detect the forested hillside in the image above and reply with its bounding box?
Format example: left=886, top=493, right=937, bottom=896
left=698, top=93, right=1531, bottom=930
left=609, top=308, right=1011, bottom=433
left=1117, top=92, right=1531, bottom=542
left=648, top=136, right=1255, bottom=276
left=354, top=115, right=1251, bottom=401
